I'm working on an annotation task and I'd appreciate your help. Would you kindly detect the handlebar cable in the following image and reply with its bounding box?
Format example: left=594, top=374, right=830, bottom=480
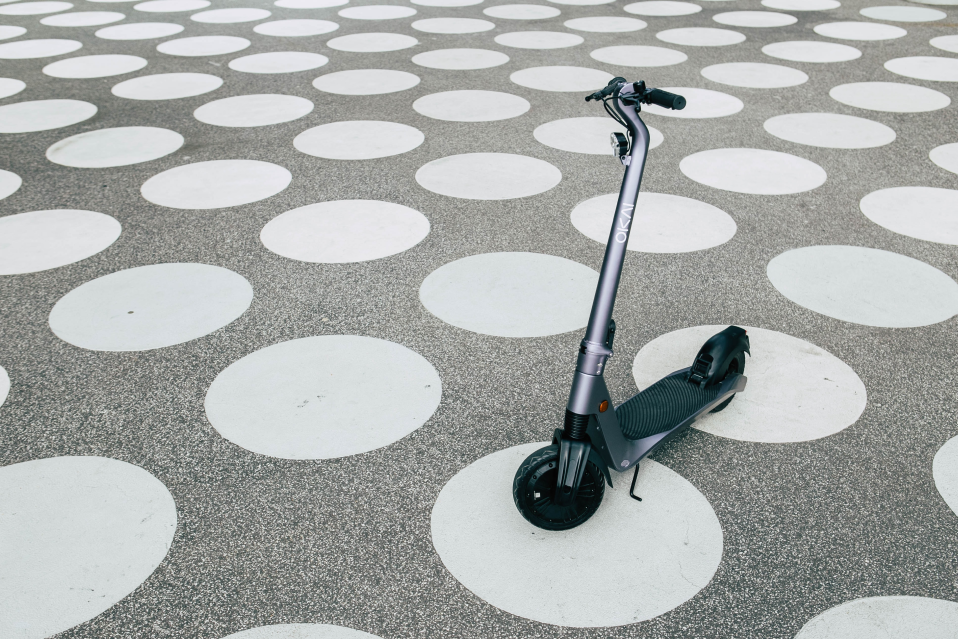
left=602, top=97, right=628, bottom=129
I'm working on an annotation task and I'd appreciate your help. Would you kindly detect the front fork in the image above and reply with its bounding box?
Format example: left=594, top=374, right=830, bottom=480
left=553, top=322, right=617, bottom=506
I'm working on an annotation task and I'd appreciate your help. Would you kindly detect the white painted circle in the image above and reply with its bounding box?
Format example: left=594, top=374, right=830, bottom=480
left=860, top=5, right=945, bottom=21
left=483, top=3, right=560, bottom=18
left=762, top=40, right=861, bottom=62
left=860, top=187, right=958, bottom=245
left=633, top=326, right=866, bottom=442
left=764, top=112, right=895, bottom=149
left=432, top=442, right=723, bottom=626
left=413, top=89, right=529, bottom=121
left=141, top=159, right=291, bottom=209
left=261, top=200, right=429, bottom=263
left=191, top=7, right=270, bottom=23
left=625, top=0, right=701, bottom=16
left=420, top=253, right=595, bottom=337
left=934, top=436, right=958, bottom=517
left=205, top=336, right=441, bottom=459
left=40, top=10, right=123, bottom=25
left=885, top=56, right=958, bottom=82
left=931, top=34, right=958, bottom=53
left=112, top=72, right=222, bottom=99
left=510, top=65, right=611, bottom=90
left=254, top=19, right=338, bottom=36
left=42, top=54, right=146, bottom=78
left=762, top=0, right=838, bottom=9
left=412, top=48, right=509, bottom=69
left=701, top=61, right=807, bottom=87
left=50, top=263, right=253, bottom=351
left=911, top=0, right=958, bottom=4
left=571, top=192, right=735, bottom=253
left=0, top=26, right=27, bottom=40
left=930, top=143, right=958, bottom=175
left=412, top=0, right=481, bottom=5
left=681, top=148, right=826, bottom=194
left=157, top=35, right=250, bottom=56
left=0, top=456, right=176, bottom=639
left=294, top=121, right=424, bottom=160
left=0, top=1, right=73, bottom=15
left=656, top=27, right=744, bottom=46
left=0, top=99, right=96, bottom=133
left=534, top=116, right=662, bottom=153
left=193, top=94, right=313, bottom=127
left=713, top=10, right=796, bottom=26
left=416, top=153, right=561, bottom=200
left=313, top=69, right=420, bottom=95
left=95, top=22, right=183, bottom=39
left=0, top=364, right=8, bottom=408
left=813, top=21, right=906, bottom=40
left=565, top=16, right=646, bottom=31
left=795, top=597, right=958, bottom=639
left=47, top=126, right=183, bottom=167
left=767, top=245, right=958, bottom=327
left=0, top=169, right=21, bottom=200
left=829, top=81, right=950, bottom=112
left=339, top=4, right=416, bottom=18
left=495, top=30, right=582, bottom=48
left=0, top=210, right=120, bottom=275
left=412, top=17, right=495, bottom=33
left=220, top=624, right=385, bottom=639
left=0, top=38, right=81, bottom=58
left=590, top=44, right=687, bottom=67
left=0, top=77, right=25, bottom=99
left=134, top=0, right=209, bottom=11
left=276, top=0, right=347, bottom=7
left=229, top=51, right=328, bottom=73
left=642, top=87, right=742, bottom=118
left=327, top=32, right=417, bottom=51
left=549, top=0, right=613, bottom=4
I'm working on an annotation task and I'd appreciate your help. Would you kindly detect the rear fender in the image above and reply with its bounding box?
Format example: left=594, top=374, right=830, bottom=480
left=689, top=325, right=750, bottom=387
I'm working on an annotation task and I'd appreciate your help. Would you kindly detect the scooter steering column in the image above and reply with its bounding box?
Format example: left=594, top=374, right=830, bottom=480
left=553, top=83, right=653, bottom=506
left=576, top=82, right=651, bottom=381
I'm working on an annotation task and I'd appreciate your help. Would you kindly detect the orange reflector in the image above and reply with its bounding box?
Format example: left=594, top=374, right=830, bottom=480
left=599, top=400, right=609, bottom=413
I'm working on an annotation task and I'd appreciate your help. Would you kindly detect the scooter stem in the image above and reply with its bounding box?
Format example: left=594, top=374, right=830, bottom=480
left=579, top=89, right=651, bottom=370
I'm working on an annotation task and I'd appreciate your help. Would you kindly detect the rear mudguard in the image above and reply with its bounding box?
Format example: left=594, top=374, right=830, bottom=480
left=688, top=325, right=750, bottom=387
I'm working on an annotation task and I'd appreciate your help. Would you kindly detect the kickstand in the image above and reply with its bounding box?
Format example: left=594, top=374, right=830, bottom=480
left=629, top=463, right=642, bottom=502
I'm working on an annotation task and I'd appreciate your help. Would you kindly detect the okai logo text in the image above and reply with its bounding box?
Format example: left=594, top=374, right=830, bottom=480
left=614, top=203, right=634, bottom=243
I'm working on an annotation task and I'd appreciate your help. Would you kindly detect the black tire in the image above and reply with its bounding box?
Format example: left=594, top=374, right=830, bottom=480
left=512, top=445, right=605, bottom=531
left=709, top=352, right=745, bottom=413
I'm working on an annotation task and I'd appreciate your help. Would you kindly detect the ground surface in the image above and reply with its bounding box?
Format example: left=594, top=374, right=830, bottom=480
left=1, top=0, right=957, bottom=637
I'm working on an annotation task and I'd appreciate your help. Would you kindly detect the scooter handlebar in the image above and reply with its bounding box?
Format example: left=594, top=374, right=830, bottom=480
left=584, top=80, right=687, bottom=111
left=644, top=88, right=686, bottom=111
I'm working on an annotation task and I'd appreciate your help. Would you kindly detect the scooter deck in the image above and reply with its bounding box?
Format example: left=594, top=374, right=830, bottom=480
left=616, top=376, right=721, bottom=441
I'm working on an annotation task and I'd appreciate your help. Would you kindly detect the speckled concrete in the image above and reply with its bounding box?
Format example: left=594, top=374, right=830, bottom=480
left=1, top=0, right=957, bottom=637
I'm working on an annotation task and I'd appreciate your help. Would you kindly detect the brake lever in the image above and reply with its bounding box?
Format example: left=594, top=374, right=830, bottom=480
left=585, top=77, right=627, bottom=102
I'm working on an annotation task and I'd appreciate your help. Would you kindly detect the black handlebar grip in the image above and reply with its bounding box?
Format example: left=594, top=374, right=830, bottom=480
left=646, top=89, right=686, bottom=110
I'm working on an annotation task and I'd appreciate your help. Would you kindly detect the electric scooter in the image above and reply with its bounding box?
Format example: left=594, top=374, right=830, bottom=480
left=513, top=78, right=751, bottom=531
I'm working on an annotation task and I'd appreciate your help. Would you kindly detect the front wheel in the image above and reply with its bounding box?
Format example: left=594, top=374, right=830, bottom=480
left=512, top=445, right=605, bottom=531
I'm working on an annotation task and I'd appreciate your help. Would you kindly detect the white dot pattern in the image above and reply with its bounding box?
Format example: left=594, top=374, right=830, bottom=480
left=1, top=0, right=957, bottom=635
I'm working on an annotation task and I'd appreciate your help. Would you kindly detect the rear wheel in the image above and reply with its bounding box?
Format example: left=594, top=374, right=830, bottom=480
left=709, top=352, right=745, bottom=413
left=513, top=445, right=605, bottom=531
